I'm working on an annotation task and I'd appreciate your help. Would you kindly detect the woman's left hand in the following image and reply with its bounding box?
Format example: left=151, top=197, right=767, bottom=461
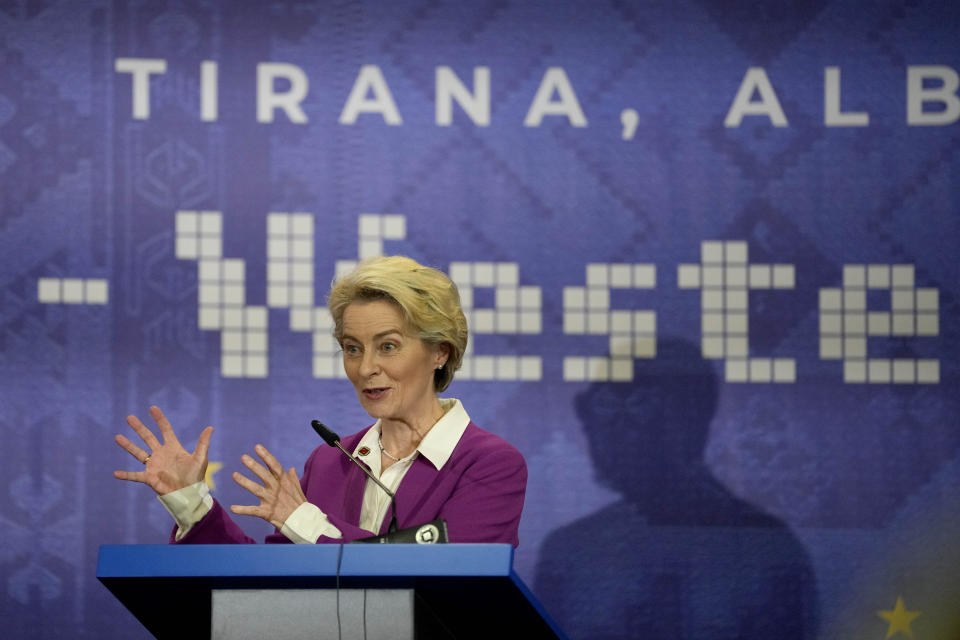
left=230, top=444, right=307, bottom=530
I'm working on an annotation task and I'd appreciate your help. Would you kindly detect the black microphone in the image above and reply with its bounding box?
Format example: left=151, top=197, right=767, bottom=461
left=311, top=420, right=341, bottom=448
left=311, top=420, right=399, bottom=534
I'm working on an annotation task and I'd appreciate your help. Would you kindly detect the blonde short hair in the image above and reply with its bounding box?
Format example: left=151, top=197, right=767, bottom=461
left=328, top=256, right=468, bottom=392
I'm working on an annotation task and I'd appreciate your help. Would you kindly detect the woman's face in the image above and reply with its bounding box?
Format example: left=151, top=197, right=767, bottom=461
left=340, top=300, right=448, bottom=427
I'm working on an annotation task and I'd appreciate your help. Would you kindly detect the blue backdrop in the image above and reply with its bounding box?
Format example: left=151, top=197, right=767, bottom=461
left=1, top=1, right=958, bottom=638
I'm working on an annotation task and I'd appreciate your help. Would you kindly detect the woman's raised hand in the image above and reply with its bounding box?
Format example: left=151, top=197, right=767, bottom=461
left=230, top=444, right=307, bottom=530
left=114, top=406, right=214, bottom=496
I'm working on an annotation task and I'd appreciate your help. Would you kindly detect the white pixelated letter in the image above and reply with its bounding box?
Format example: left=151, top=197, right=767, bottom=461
left=819, top=264, right=939, bottom=384
left=176, top=211, right=268, bottom=378
left=678, top=241, right=796, bottom=383
left=279, top=213, right=406, bottom=379
left=562, top=263, right=656, bottom=382
left=37, top=278, right=109, bottom=304
left=448, top=262, right=542, bottom=381
left=333, top=213, right=406, bottom=279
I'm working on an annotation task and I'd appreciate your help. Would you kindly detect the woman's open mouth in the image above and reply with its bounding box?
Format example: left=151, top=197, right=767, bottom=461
left=363, top=387, right=389, bottom=399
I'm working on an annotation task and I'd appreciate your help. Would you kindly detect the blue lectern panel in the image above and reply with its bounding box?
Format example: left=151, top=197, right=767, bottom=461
left=96, top=544, right=564, bottom=639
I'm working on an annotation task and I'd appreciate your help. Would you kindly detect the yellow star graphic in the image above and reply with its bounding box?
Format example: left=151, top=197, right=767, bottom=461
left=205, top=461, right=224, bottom=490
left=877, top=596, right=921, bottom=639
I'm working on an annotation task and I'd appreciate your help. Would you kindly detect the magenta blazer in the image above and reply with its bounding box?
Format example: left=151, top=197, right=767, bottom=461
left=171, top=422, right=527, bottom=547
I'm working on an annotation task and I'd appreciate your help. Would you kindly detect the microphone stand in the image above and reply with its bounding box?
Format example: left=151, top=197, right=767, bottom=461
left=312, top=420, right=399, bottom=533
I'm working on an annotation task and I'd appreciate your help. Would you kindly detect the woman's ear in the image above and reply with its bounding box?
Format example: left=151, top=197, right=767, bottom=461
left=435, top=343, right=451, bottom=370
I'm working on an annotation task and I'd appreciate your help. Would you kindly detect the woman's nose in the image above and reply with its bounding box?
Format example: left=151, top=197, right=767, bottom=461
left=359, top=350, right=380, bottom=375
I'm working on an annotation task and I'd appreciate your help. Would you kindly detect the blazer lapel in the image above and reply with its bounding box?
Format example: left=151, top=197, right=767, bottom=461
left=340, top=432, right=373, bottom=526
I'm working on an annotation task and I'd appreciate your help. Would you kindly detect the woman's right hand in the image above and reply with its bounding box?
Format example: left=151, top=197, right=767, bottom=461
left=114, top=405, right=214, bottom=496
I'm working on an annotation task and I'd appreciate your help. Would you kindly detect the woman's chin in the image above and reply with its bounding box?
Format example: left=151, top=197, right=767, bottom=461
left=359, top=396, right=392, bottom=419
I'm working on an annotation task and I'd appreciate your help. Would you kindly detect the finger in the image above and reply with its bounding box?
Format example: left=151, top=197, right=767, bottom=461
left=125, top=414, right=161, bottom=451
left=232, top=471, right=268, bottom=500
left=115, top=434, right=150, bottom=463
left=286, top=468, right=307, bottom=500
left=113, top=469, right=147, bottom=483
left=241, top=454, right=276, bottom=487
left=253, top=444, right=285, bottom=478
left=149, top=406, right=181, bottom=446
left=282, top=467, right=303, bottom=490
left=193, top=426, right=214, bottom=460
left=229, top=504, right=262, bottom=517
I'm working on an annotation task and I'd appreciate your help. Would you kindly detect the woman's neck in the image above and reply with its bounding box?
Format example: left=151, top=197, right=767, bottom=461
left=379, top=397, right=446, bottom=458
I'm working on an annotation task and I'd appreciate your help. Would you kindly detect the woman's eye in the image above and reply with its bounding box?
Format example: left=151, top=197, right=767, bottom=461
left=381, top=342, right=397, bottom=352
left=344, top=344, right=361, bottom=356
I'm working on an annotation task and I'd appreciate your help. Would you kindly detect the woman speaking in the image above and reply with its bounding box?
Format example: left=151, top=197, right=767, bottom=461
left=114, top=256, right=527, bottom=546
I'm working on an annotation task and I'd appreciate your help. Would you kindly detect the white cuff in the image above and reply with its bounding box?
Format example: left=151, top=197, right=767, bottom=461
left=157, top=481, right=214, bottom=541
left=280, top=502, right=343, bottom=544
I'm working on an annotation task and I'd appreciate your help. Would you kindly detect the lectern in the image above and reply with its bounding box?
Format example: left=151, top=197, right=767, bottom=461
left=97, top=544, right=565, bottom=639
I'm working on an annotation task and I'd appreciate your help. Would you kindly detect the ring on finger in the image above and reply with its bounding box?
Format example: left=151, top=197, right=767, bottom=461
left=143, top=454, right=151, bottom=465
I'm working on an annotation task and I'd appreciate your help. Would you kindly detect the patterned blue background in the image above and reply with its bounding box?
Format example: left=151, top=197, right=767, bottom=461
left=1, top=1, right=958, bottom=638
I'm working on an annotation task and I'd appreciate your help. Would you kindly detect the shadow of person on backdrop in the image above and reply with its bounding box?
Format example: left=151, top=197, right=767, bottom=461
left=534, top=337, right=817, bottom=640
